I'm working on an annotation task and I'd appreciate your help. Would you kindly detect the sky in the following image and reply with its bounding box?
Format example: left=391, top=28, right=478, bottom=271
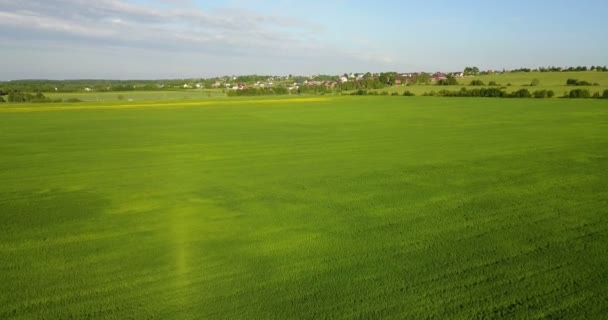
left=0, top=0, right=607, bottom=80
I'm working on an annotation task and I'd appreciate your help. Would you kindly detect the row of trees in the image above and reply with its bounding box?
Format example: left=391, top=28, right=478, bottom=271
left=561, top=66, right=608, bottom=72
left=297, top=85, right=333, bottom=95
left=349, top=90, right=416, bottom=96
left=512, top=66, right=608, bottom=72
left=566, top=89, right=608, bottom=98
left=423, top=88, right=539, bottom=98
left=226, top=87, right=289, bottom=96
left=566, top=79, right=600, bottom=86
left=2, top=92, right=57, bottom=103
left=0, top=92, right=83, bottom=103
left=423, top=87, right=608, bottom=99
left=0, top=79, right=188, bottom=93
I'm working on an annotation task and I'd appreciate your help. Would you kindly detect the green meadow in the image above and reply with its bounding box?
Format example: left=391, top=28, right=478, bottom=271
left=44, top=89, right=226, bottom=102
left=1, top=96, right=607, bottom=319
left=33, top=71, right=608, bottom=102
left=378, top=71, right=608, bottom=96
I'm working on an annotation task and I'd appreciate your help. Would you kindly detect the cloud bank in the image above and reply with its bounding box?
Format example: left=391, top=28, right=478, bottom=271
left=0, top=0, right=395, bottom=79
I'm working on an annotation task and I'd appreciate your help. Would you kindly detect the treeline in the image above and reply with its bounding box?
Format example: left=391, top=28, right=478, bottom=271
left=511, top=66, right=608, bottom=72
left=566, top=79, right=600, bottom=86
left=1, top=92, right=59, bottom=103
left=349, top=90, right=416, bottom=96
left=338, top=72, right=398, bottom=90
left=0, top=91, right=82, bottom=103
left=424, top=88, right=544, bottom=98
left=565, top=89, right=608, bottom=99
left=227, top=85, right=336, bottom=96
left=423, top=87, right=608, bottom=99
left=0, top=79, right=191, bottom=93
left=226, top=87, right=289, bottom=96
left=298, top=85, right=334, bottom=94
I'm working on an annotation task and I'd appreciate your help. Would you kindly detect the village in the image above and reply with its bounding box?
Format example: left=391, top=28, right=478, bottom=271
left=199, top=70, right=488, bottom=92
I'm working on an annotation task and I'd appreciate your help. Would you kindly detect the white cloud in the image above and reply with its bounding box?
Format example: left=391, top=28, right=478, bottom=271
left=0, top=0, right=322, bottom=53
left=0, top=0, right=397, bottom=78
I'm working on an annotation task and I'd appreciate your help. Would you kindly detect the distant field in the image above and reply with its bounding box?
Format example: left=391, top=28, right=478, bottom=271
left=377, top=71, right=608, bottom=96
left=44, top=89, right=225, bottom=101
left=1, top=97, right=607, bottom=319
left=25, top=71, right=608, bottom=101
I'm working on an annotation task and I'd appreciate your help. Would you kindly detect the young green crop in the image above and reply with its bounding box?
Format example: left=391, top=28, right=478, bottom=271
left=1, top=96, right=607, bottom=319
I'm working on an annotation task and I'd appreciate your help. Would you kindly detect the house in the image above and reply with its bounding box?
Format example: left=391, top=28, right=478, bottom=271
left=431, top=72, right=447, bottom=82
left=340, top=76, right=348, bottom=83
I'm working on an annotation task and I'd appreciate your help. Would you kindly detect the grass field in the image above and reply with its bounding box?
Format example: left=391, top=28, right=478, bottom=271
left=1, top=96, right=607, bottom=319
left=44, top=89, right=226, bottom=102
left=377, top=71, right=608, bottom=96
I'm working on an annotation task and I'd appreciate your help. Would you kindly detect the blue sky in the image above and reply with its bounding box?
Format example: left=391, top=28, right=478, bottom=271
left=0, top=0, right=606, bottom=79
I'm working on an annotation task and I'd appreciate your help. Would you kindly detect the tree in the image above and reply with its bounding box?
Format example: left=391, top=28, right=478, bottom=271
left=0, top=96, right=4, bottom=103
left=569, top=89, right=591, bottom=98
left=511, top=89, right=531, bottom=98
left=603, top=89, right=608, bottom=99
left=469, top=80, right=485, bottom=86
left=566, top=79, right=578, bottom=86
left=530, top=79, right=540, bottom=86
left=437, top=75, right=459, bottom=86
left=533, top=90, right=547, bottom=98
left=464, top=66, right=480, bottom=76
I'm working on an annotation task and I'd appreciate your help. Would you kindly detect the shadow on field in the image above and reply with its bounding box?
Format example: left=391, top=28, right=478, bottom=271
left=0, top=189, right=110, bottom=233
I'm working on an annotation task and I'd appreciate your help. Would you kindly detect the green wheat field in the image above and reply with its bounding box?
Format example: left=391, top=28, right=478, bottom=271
left=1, top=96, right=607, bottom=319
